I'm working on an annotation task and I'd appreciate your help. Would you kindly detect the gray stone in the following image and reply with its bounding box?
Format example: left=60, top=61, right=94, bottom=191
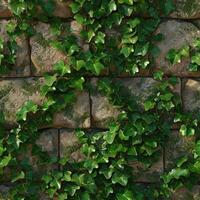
left=53, top=91, right=90, bottom=128
left=171, top=0, right=200, bottom=19
left=130, top=155, right=164, bottom=183
left=182, top=79, right=200, bottom=111
left=30, top=22, right=68, bottom=75
left=155, top=20, right=200, bottom=77
left=91, top=78, right=180, bottom=128
left=165, top=131, right=195, bottom=170
left=0, top=20, right=30, bottom=77
left=0, top=78, right=43, bottom=127
left=60, top=129, right=84, bottom=162
left=0, top=1, right=12, bottom=18
left=0, top=78, right=90, bottom=128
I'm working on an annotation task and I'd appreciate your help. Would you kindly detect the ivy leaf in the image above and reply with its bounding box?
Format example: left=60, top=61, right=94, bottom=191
left=12, top=171, right=25, bottom=183
left=108, top=0, right=117, bottom=13
left=164, top=0, right=174, bottom=15
left=93, top=61, right=104, bottom=75
left=116, top=190, right=133, bottom=200
left=180, top=125, right=195, bottom=136
left=74, top=14, right=86, bottom=24
left=0, top=154, right=11, bottom=168
left=69, top=77, right=85, bottom=90
left=118, top=0, right=133, bottom=5
left=153, top=70, right=164, bottom=80
left=16, top=101, right=38, bottom=121
left=70, top=2, right=81, bottom=14
left=112, top=171, right=128, bottom=186
left=53, top=61, right=71, bottom=75
left=44, top=74, right=57, bottom=87
left=120, top=46, right=133, bottom=58
left=81, top=192, right=90, bottom=200
left=76, top=60, right=86, bottom=71
left=58, top=193, right=68, bottom=200
left=95, top=32, right=105, bottom=44
left=144, top=101, right=155, bottom=111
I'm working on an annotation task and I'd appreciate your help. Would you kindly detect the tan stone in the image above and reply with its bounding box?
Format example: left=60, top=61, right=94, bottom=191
left=182, top=79, right=200, bottom=111
left=52, top=91, right=90, bottom=128
left=91, top=78, right=180, bottom=128
left=60, top=129, right=84, bottom=162
left=165, top=131, right=195, bottom=170
left=155, top=20, right=200, bottom=77
left=0, top=0, right=12, bottom=18
left=30, top=22, right=68, bottom=75
left=0, top=20, right=30, bottom=77
left=0, top=78, right=43, bottom=127
left=171, top=0, right=200, bottom=19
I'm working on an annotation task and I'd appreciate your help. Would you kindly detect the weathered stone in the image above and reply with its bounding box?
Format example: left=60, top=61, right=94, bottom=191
left=0, top=78, right=43, bottom=127
left=91, top=78, right=180, bottom=128
left=171, top=0, right=200, bottom=19
left=30, top=22, right=68, bottom=75
left=0, top=20, right=30, bottom=77
left=182, top=79, right=200, bottom=111
left=131, top=155, right=164, bottom=183
left=165, top=131, right=195, bottom=170
left=53, top=0, right=72, bottom=18
left=0, top=78, right=90, bottom=128
left=0, top=1, right=12, bottom=18
left=171, top=186, right=200, bottom=200
left=155, top=20, right=200, bottom=77
left=60, top=129, right=84, bottom=162
left=53, top=91, right=90, bottom=128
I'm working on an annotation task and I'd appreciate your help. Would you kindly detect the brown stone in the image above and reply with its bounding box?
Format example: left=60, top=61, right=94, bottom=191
left=53, top=0, right=72, bottom=18
left=0, top=20, right=30, bottom=77
left=155, top=20, right=200, bottom=77
left=52, top=91, right=90, bottom=128
left=30, top=22, right=68, bottom=75
left=165, top=131, right=195, bottom=170
left=0, top=1, right=12, bottom=18
left=60, top=129, right=84, bottom=162
left=182, top=79, right=200, bottom=111
left=91, top=78, right=180, bottom=128
left=171, top=0, right=200, bottom=19
left=0, top=78, right=43, bottom=127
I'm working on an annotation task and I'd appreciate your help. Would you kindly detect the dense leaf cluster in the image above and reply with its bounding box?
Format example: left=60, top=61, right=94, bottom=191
left=0, top=0, right=200, bottom=199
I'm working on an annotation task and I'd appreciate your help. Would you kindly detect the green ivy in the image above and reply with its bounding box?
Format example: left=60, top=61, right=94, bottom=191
left=0, top=0, right=200, bottom=199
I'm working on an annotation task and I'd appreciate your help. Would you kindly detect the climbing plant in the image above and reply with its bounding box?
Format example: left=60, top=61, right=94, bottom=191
left=0, top=0, right=200, bottom=199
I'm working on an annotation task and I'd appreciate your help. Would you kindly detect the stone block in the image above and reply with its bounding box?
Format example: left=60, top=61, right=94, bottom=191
left=171, top=0, right=200, bottom=19
left=60, top=129, right=84, bottom=162
left=165, top=131, right=195, bottom=170
left=182, top=79, right=200, bottom=111
left=0, top=1, right=12, bottom=18
left=0, top=20, right=30, bottom=77
left=91, top=78, right=180, bottom=128
left=155, top=20, right=200, bottom=77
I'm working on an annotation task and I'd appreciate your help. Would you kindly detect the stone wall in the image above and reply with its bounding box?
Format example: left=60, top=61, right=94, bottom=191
left=1, top=0, right=200, bottom=199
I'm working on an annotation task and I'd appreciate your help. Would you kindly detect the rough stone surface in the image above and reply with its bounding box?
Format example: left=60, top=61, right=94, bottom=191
left=155, top=20, right=200, bottom=77
left=53, top=0, right=72, bottom=18
left=91, top=78, right=180, bottom=128
left=0, top=78, right=43, bottom=127
left=165, top=131, right=195, bottom=170
left=171, top=186, right=200, bottom=200
left=30, top=22, right=68, bottom=75
left=53, top=91, right=91, bottom=128
left=182, top=79, right=200, bottom=111
left=171, top=0, right=200, bottom=19
left=131, top=155, right=164, bottom=183
left=0, top=20, right=30, bottom=77
left=0, top=1, right=12, bottom=18
left=0, top=78, right=90, bottom=128
left=60, top=129, right=84, bottom=162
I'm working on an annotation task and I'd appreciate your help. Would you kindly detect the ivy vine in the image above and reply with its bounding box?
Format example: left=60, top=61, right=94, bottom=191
left=0, top=0, right=200, bottom=199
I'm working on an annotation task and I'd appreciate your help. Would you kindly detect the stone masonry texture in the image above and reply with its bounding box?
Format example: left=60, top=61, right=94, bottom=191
left=1, top=1, right=200, bottom=199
